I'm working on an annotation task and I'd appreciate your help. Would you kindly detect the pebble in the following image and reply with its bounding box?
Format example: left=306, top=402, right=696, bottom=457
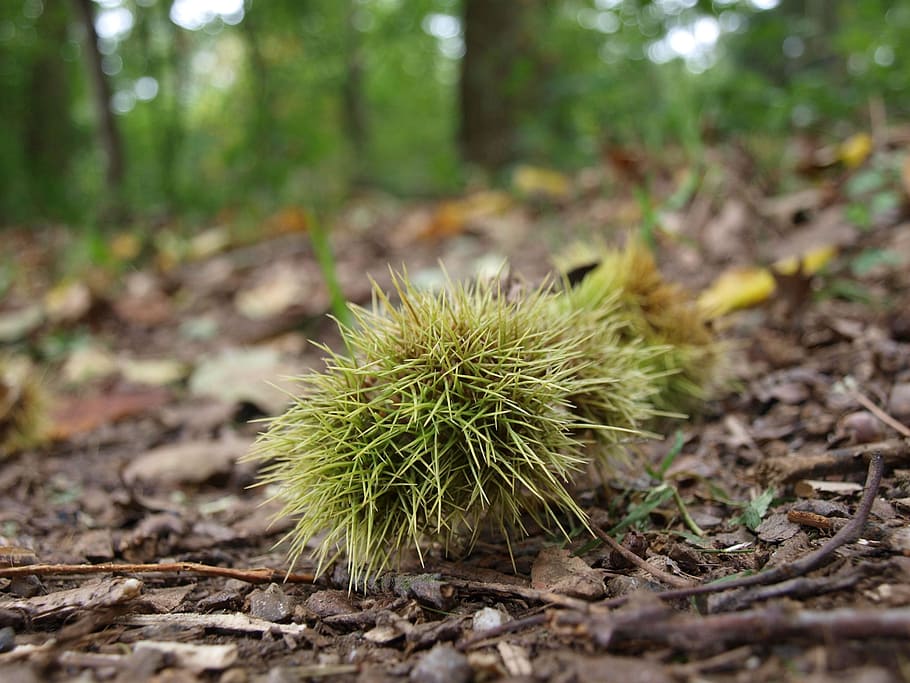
left=471, top=607, right=508, bottom=633
left=0, top=626, right=14, bottom=653
left=409, top=644, right=472, bottom=683
left=836, top=411, right=883, bottom=444
left=888, top=383, right=910, bottom=422
left=248, top=583, right=293, bottom=623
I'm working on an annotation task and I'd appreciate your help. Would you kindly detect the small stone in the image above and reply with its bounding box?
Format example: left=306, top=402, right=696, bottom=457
left=471, top=607, right=508, bottom=633
left=248, top=584, right=293, bottom=623
left=836, top=411, right=884, bottom=444
left=409, top=644, right=472, bottom=683
left=0, top=626, right=15, bottom=653
left=888, top=383, right=910, bottom=422
left=304, top=589, right=355, bottom=618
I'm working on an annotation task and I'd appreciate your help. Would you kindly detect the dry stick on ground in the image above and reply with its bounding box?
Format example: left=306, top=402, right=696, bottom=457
left=758, top=438, right=906, bottom=484
left=602, top=450, right=885, bottom=609
left=553, top=604, right=910, bottom=650
left=0, top=561, right=315, bottom=585
left=461, top=451, right=886, bottom=649
left=592, top=525, right=694, bottom=589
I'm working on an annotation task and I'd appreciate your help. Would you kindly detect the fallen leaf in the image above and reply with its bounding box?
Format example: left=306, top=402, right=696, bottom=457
left=773, top=244, right=837, bottom=276
left=264, top=206, right=309, bottom=236
left=530, top=547, right=605, bottom=599
left=512, top=165, right=571, bottom=200
left=188, top=226, right=232, bottom=260
left=118, top=357, right=189, bottom=386
left=188, top=347, right=301, bottom=415
left=418, top=191, right=513, bottom=240
left=50, top=386, right=171, bottom=440
left=698, top=266, right=776, bottom=318
left=61, top=344, right=119, bottom=385
left=0, top=304, right=44, bottom=342
left=122, top=434, right=252, bottom=488
left=235, top=264, right=305, bottom=320
left=839, top=132, right=873, bottom=169
left=43, top=280, right=93, bottom=324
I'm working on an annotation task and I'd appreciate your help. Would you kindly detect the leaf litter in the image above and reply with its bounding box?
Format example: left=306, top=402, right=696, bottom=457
left=2, top=136, right=910, bottom=681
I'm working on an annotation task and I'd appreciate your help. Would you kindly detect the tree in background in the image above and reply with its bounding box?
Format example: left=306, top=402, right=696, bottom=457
left=0, top=0, right=906, bottom=228
left=72, top=0, right=124, bottom=198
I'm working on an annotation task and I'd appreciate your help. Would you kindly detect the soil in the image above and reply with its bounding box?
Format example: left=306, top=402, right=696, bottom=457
left=2, top=146, right=910, bottom=682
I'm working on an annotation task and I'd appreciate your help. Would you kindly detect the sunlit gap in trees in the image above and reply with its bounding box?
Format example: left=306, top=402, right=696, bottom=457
left=580, top=0, right=779, bottom=74
left=92, top=0, right=244, bottom=114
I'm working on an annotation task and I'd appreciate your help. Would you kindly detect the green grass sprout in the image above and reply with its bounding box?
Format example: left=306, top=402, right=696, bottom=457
left=248, top=271, right=657, bottom=585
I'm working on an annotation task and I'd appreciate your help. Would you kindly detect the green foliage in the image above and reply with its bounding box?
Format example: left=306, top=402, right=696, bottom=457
left=732, top=487, right=775, bottom=532
left=2, top=0, right=903, bottom=226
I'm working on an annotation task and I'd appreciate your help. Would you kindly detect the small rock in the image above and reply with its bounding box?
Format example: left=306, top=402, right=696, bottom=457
left=248, top=583, right=293, bottom=623
left=756, top=512, right=800, bottom=543
left=410, top=644, right=472, bottom=683
left=472, top=607, right=508, bottom=633
left=0, top=626, right=15, bottom=653
left=836, top=411, right=883, bottom=444
left=888, top=383, right=910, bottom=422
left=305, top=589, right=356, bottom=618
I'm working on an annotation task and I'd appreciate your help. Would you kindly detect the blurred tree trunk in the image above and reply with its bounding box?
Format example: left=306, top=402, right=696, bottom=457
left=342, top=1, right=368, bottom=182
left=239, top=5, right=278, bottom=187
left=72, top=0, right=124, bottom=193
left=24, top=2, right=73, bottom=215
left=136, top=1, right=187, bottom=209
left=459, top=0, right=537, bottom=171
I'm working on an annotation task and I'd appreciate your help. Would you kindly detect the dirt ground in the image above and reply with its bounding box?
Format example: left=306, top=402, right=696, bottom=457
left=2, top=143, right=910, bottom=682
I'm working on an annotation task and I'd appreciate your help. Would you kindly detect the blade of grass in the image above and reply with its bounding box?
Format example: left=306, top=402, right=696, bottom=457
left=309, top=213, right=353, bottom=328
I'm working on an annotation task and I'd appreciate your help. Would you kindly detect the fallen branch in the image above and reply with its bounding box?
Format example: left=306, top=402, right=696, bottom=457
left=555, top=604, right=910, bottom=650
left=446, top=578, right=596, bottom=612
left=757, top=439, right=907, bottom=484
left=0, top=561, right=315, bottom=585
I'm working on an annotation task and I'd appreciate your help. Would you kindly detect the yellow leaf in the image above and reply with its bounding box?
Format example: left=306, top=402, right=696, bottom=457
left=512, top=165, right=571, bottom=200
left=418, top=191, right=513, bottom=240
left=44, top=280, right=92, bottom=324
left=110, top=232, right=142, bottom=261
left=839, top=132, right=872, bottom=169
left=698, top=266, right=776, bottom=318
left=773, top=245, right=837, bottom=276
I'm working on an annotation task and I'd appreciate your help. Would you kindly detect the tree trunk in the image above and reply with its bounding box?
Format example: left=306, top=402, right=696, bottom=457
left=459, top=0, right=535, bottom=171
left=24, top=1, right=73, bottom=215
left=342, top=1, right=368, bottom=182
left=72, top=0, right=125, bottom=192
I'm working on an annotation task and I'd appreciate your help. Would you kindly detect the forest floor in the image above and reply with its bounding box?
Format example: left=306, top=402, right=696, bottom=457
left=2, top=135, right=910, bottom=682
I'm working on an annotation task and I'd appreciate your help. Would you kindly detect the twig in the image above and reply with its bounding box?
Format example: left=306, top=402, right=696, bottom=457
left=592, top=526, right=694, bottom=589
left=554, top=604, right=910, bottom=650
left=854, top=390, right=910, bottom=438
left=757, top=438, right=906, bottom=484
left=603, top=450, right=885, bottom=608
left=0, top=561, right=315, bottom=585
left=446, top=578, right=596, bottom=612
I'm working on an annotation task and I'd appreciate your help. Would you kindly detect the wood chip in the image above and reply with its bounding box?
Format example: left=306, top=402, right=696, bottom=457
left=133, top=641, right=237, bottom=672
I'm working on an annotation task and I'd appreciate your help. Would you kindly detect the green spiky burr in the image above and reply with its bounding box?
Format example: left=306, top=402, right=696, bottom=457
left=248, top=273, right=656, bottom=585
left=557, top=239, right=727, bottom=414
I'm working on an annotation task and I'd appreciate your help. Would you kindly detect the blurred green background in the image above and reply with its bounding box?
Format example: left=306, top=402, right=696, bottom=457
left=1, top=0, right=907, bottom=227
